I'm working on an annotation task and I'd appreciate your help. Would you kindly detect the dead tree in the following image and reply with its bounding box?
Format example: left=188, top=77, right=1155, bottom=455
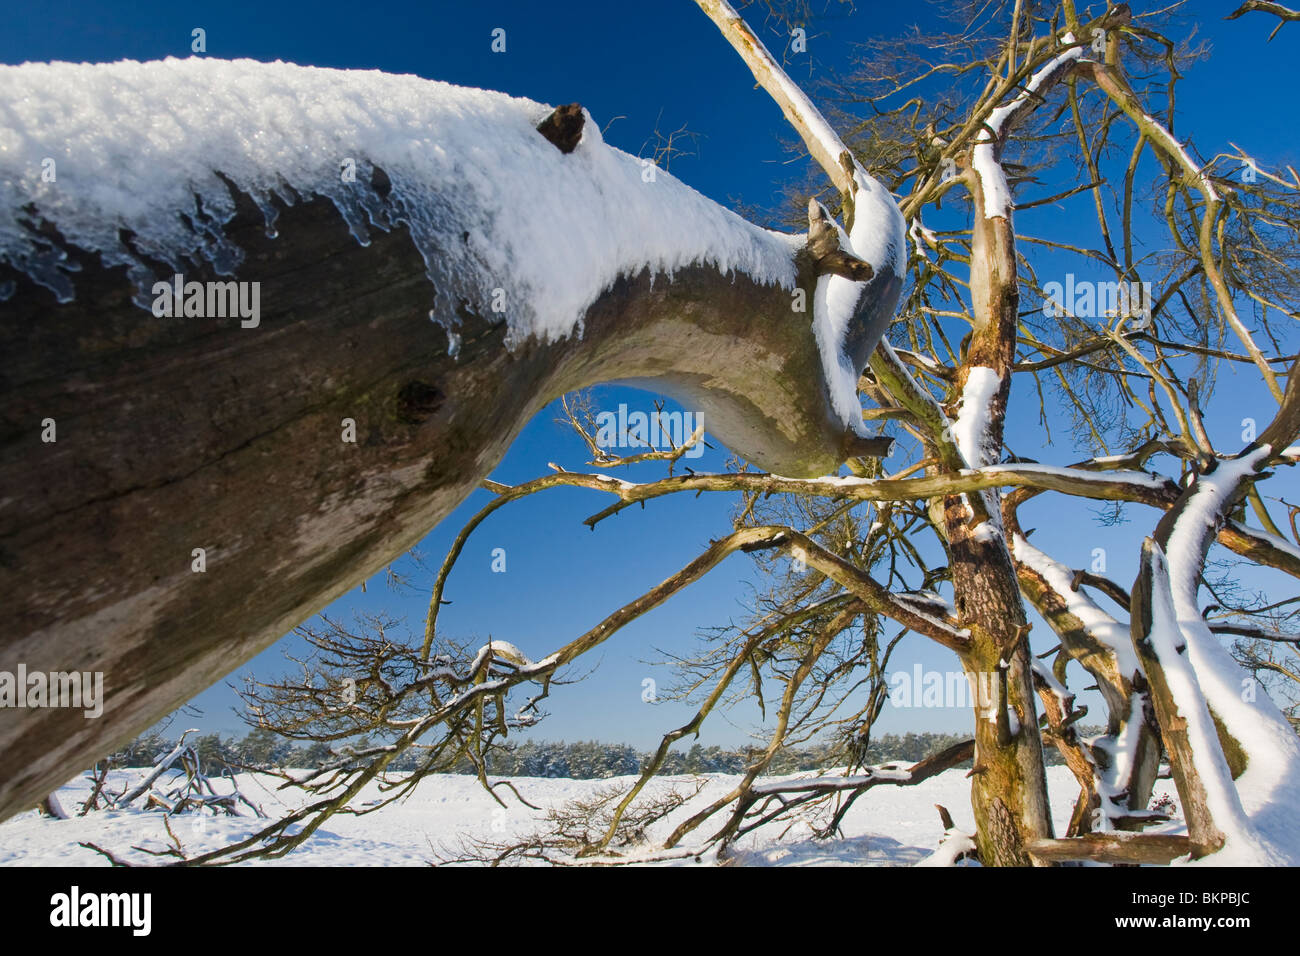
left=7, top=1, right=1298, bottom=868
left=200, top=0, right=1300, bottom=867
left=0, top=13, right=905, bottom=818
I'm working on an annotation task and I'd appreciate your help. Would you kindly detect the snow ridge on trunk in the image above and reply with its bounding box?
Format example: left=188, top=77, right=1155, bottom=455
left=811, top=171, right=907, bottom=438
left=1157, top=451, right=1300, bottom=863
left=0, top=57, right=799, bottom=346
left=972, top=37, right=1086, bottom=221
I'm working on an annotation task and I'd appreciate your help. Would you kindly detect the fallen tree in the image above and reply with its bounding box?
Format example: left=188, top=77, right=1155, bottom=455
left=174, top=0, right=1300, bottom=867
left=0, top=22, right=904, bottom=817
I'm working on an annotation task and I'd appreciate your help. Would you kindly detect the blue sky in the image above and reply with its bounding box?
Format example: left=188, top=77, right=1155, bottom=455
left=5, top=0, right=1297, bottom=748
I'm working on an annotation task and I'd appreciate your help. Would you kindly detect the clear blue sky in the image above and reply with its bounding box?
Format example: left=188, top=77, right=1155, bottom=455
left=4, top=0, right=1296, bottom=748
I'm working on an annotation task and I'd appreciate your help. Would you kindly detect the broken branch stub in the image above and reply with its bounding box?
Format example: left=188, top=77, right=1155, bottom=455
left=536, top=103, right=586, bottom=153
left=806, top=199, right=875, bottom=281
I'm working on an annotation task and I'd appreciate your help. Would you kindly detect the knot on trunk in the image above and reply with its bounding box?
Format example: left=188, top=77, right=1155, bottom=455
left=395, top=381, right=445, bottom=424
left=536, top=103, right=586, bottom=154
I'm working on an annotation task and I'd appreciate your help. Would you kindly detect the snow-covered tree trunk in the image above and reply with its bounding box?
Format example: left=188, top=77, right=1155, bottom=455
left=928, top=27, right=1116, bottom=863
left=1129, top=368, right=1300, bottom=863
left=945, top=154, right=1055, bottom=867
left=0, top=56, right=902, bottom=820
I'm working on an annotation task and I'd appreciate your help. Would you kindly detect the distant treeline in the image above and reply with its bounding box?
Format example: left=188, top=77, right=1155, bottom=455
left=104, top=726, right=1099, bottom=778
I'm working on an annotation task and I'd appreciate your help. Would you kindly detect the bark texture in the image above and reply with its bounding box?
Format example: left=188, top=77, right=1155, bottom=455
left=0, top=169, right=859, bottom=820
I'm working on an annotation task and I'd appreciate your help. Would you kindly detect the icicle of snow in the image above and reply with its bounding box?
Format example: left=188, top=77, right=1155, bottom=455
left=0, top=57, right=799, bottom=346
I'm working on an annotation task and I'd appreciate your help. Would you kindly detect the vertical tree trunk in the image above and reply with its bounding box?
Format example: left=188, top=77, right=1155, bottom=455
left=1129, top=540, right=1226, bottom=855
left=949, top=185, right=1054, bottom=866
left=950, top=528, right=1055, bottom=866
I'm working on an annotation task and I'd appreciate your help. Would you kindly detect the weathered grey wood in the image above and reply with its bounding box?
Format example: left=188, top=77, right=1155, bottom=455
left=1027, top=832, right=1198, bottom=865
left=0, top=168, right=874, bottom=819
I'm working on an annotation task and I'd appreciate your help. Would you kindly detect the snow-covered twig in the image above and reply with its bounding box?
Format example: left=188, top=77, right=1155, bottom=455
left=916, top=805, right=978, bottom=866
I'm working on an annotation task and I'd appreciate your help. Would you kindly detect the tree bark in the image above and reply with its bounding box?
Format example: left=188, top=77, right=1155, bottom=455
left=0, top=171, right=859, bottom=820
left=1129, top=540, right=1227, bottom=855
left=945, top=144, right=1054, bottom=866
left=1027, top=832, right=1197, bottom=865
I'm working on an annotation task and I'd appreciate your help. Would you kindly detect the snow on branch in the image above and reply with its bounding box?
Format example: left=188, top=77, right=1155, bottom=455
left=101, top=730, right=264, bottom=824
left=1010, top=530, right=1161, bottom=828
left=1011, top=535, right=1139, bottom=679
left=971, top=37, right=1090, bottom=221
left=0, top=58, right=798, bottom=347
left=695, top=0, right=906, bottom=438
left=694, top=0, right=860, bottom=203
left=1139, top=450, right=1300, bottom=863
left=1132, top=539, right=1256, bottom=859
left=750, top=738, right=974, bottom=797
left=951, top=367, right=1004, bottom=468
left=917, top=805, right=978, bottom=866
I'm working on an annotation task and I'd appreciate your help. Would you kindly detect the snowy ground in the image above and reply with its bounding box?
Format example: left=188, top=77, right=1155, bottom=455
left=0, top=765, right=1182, bottom=866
